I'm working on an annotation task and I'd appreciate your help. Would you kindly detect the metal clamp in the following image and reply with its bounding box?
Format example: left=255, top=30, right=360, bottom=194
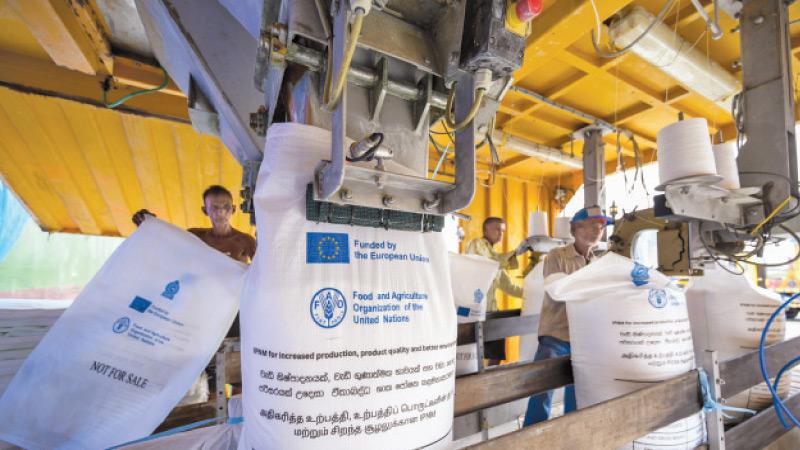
left=701, top=350, right=726, bottom=450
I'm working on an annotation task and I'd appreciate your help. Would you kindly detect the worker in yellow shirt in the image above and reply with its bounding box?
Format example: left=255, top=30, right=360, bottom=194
left=465, top=216, right=528, bottom=365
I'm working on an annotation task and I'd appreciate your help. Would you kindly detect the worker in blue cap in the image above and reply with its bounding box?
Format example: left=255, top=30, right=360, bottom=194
left=523, top=205, right=612, bottom=426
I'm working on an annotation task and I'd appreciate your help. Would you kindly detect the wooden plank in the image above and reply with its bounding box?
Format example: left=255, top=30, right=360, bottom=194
left=457, top=314, right=538, bottom=345
left=205, top=350, right=571, bottom=417
left=156, top=399, right=217, bottom=432
left=485, top=314, right=538, bottom=342
left=725, top=393, right=800, bottom=450
left=469, top=371, right=702, bottom=449
left=719, top=335, right=800, bottom=398
left=454, top=356, right=572, bottom=417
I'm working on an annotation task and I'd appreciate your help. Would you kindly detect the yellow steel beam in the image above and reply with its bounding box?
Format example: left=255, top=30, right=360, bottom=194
left=8, top=0, right=113, bottom=76
left=515, top=0, right=635, bottom=82
left=0, top=50, right=189, bottom=123
left=503, top=51, right=629, bottom=132
left=607, top=87, right=690, bottom=127
left=112, top=55, right=185, bottom=98
left=557, top=49, right=722, bottom=132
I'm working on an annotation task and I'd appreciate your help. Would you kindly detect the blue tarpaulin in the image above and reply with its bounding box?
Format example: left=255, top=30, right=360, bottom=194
left=0, top=181, right=29, bottom=263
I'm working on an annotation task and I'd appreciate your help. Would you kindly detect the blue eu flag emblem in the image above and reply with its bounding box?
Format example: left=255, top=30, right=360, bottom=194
left=129, top=296, right=152, bottom=313
left=306, top=232, right=350, bottom=264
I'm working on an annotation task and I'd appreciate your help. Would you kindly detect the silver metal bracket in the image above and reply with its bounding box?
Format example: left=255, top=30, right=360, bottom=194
left=214, top=338, right=240, bottom=419
left=368, top=56, right=389, bottom=122
left=316, top=1, right=349, bottom=202
left=571, top=122, right=615, bottom=142
left=473, top=321, right=489, bottom=442
left=314, top=162, right=452, bottom=215
left=664, top=181, right=763, bottom=226
left=701, top=350, right=726, bottom=450
left=441, top=70, right=477, bottom=213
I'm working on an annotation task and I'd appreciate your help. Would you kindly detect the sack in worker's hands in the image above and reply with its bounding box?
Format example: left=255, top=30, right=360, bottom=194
left=547, top=253, right=704, bottom=450
left=449, top=252, right=496, bottom=375
left=0, top=218, right=246, bottom=450
left=238, top=123, right=456, bottom=449
left=519, top=262, right=545, bottom=362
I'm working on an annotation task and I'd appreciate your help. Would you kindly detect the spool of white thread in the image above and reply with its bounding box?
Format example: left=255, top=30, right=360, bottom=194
left=529, top=211, right=549, bottom=237
left=553, top=217, right=573, bottom=241
left=712, top=142, right=740, bottom=190
left=656, top=118, right=717, bottom=187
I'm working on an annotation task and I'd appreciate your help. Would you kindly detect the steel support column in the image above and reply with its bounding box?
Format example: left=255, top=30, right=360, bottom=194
left=583, top=129, right=606, bottom=209
left=738, top=0, right=799, bottom=214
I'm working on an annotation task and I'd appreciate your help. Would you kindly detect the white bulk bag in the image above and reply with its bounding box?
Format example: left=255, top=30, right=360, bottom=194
left=449, top=252, right=497, bottom=376
left=519, top=262, right=545, bottom=362
left=686, top=266, right=789, bottom=422
left=239, top=124, right=456, bottom=449
left=449, top=252, right=496, bottom=323
left=547, top=253, right=704, bottom=449
left=0, top=219, right=245, bottom=450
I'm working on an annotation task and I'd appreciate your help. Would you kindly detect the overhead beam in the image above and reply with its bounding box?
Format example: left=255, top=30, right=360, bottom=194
left=9, top=0, right=113, bottom=76
left=112, top=56, right=185, bottom=98
left=0, top=50, right=189, bottom=123
left=515, top=0, right=636, bottom=82
left=504, top=53, right=628, bottom=132
left=558, top=50, right=723, bottom=131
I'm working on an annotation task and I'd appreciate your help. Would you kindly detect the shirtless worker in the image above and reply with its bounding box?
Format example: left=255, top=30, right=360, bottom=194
left=132, top=184, right=256, bottom=336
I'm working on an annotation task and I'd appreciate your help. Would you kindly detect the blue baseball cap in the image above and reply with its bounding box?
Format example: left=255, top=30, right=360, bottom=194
left=571, top=206, right=613, bottom=225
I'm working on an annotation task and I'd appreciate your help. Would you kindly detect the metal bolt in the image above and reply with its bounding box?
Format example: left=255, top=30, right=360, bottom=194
left=374, top=175, right=385, bottom=189
left=382, top=196, right=396, bottom=207
left=754, top=15, right=765, bottom=25
left=731, top=60, right=741, bottom=70
left=340, top=189, right=353, bottom=201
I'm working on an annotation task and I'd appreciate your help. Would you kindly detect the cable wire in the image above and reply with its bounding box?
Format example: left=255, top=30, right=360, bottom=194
left=444, top=87, right=486, bottom=131
left=752, top=196, right=792, bottom=236
left=103, top=67, right=169, bottom=109
left=324, top=8, right=366, bottom=110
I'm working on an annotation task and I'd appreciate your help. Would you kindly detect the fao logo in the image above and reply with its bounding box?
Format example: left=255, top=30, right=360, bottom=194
left=310, top=288, right=347, bottom=328
left=112, top=317, right=131, bottom=334
left=648, top=289, right=668, bottom=309
left=473, top=289, right=484, bottom=304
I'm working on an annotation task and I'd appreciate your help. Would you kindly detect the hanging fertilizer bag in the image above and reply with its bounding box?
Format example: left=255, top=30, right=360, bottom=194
left=0, top=218, right=246, bottom=450
left=519, top=262, right=545, bottom=361
left=449, top=252, right=496, bottom=376
left=238, top=124, right=456, bottom=449
left=547, top=253, right=704, bottom=449
left=686, top=265, right=789, bottom=423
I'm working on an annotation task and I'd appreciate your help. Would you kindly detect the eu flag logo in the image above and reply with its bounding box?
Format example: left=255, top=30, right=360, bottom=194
left=306, top=232, right=350, bottom=264
left=129, top=296, right=152, bottom=313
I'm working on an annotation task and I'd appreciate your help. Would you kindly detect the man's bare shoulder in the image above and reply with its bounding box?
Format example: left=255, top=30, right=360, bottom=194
left=230, top=228, right=255, bottom=242
left=187, top=227, right=210, bottom=237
